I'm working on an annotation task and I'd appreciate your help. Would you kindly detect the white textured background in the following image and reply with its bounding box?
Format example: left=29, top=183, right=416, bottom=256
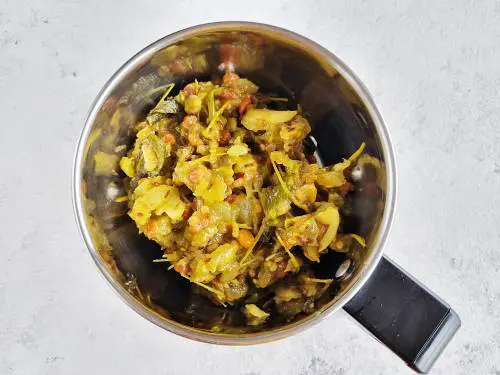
left=1, top=1, right=499, bottom=374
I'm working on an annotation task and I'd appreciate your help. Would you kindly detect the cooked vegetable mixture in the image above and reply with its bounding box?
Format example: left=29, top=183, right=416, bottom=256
left=119, top=73, right=366, bottom=325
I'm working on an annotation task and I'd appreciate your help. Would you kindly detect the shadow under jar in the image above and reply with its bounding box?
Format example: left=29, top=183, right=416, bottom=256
left=73, top=22, right=460, bottom=373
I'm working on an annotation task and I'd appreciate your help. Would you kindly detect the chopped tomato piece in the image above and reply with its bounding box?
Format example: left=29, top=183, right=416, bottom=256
left=238, top=96, right=252, bottom=116
left=223, top=72, right=240, bottom=83
left=162, top=133, right=176, bottom=144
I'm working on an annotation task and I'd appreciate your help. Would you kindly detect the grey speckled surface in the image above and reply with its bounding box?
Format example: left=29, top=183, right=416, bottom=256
left=1, top=1, right=499, bottom=374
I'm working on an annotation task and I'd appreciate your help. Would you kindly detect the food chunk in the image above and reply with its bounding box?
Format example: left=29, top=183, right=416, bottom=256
left=117, top=75, right=369, bottom=323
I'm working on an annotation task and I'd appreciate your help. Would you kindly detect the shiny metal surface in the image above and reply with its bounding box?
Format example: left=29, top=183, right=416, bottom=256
left=72, top=22, right=396, bottom=344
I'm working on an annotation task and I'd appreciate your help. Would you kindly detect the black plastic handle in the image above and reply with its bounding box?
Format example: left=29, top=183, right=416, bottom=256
left=343, top=256, right=460, bottom=373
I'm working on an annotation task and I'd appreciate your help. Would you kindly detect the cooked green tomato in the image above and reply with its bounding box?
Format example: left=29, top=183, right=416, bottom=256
left=241, top=108, right=297, bottom=131
left=243, top=304, right=270, bottom=326
left=184, top=94, right=202, bottom=114
left=118, top=74, right=369, bottom=325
